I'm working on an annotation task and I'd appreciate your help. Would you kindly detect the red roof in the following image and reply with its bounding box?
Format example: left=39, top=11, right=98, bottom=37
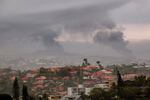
left=101, top=69, right=112, bottom=74
left=36, top=76, right=46, bottom=80
left=35, top=85, right=45, bottom=89
left=21, top=76, right=29, bottom=81
left=63, top=76, right=70, bottom=80
left=69, top=71, right=77, bottom=74
left=11, top=76, right=16, bottom=80
left=102, top=75, right=113, bottom=80
left=92, top=71, right=104, bottom=77
left=83, top=71, right=91, bottom=75
left=33, top=80, right=44, bottom=85
left=81, top=66, right=99, bottom=70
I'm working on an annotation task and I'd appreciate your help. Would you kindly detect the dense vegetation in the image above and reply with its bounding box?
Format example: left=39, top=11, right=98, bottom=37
left=89, top=71, right=150, bottom=100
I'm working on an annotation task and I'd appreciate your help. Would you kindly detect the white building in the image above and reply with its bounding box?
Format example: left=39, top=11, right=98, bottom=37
left=61, top=84, right=92, bottom=100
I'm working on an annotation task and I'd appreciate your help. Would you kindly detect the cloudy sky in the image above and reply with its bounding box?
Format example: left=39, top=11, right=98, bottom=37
left=0, top=0, right=150, bottom=58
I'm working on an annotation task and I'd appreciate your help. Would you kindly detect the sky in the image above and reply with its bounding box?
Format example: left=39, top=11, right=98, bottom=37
left=0, top=0, right=150, bottom=58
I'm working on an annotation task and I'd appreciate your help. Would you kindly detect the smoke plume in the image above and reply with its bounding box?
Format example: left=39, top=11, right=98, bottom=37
left=94, top=30, right=133, bottom=56
left=0, top=0, right=132, bottom=56
left=32, top=30, right=64, bottom=52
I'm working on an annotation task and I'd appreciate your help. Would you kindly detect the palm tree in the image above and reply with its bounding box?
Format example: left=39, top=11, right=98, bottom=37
left=96, top=61, right=101, bottom=66
left=96, top=61, right=103, bottom=70
left=83, top=58, right=90, bottom=66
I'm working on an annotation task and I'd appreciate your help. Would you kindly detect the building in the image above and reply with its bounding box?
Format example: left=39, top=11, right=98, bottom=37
left=48, top=95, right=62, bottom=100
left=61, top=84, right=92, bottom=100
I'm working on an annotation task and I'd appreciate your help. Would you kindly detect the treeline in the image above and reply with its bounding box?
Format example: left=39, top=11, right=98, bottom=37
left=88, top=70, right=150, bottom=100
left=0, top=77, right=48, bottom=100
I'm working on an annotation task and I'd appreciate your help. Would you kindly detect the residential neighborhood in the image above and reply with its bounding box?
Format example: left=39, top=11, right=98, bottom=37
left=0, top=59, right=150, bottom=100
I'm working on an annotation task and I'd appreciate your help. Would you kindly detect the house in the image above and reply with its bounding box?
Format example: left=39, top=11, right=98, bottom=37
left=48, top=95, right=62, bottom=100
left=123, top=73, right=138, bottom=80
left=61, top=95, right=81, bottom=100
left=94, top=83, right=109, bottom=91
left=61, top=84, right=92, bottom=100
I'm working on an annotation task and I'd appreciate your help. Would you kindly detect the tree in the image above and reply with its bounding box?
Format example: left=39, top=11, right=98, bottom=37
left=43, top=93, right=48, bottom=100
left=144, top=87, right=150, bottom=97
left=96, top=61, right=103, bottom=70
left=0, top=94, right=12, bottom=100
left=146, top=77, right=150, bottom=86
left=83, top=58, right=90, bottom=66
left=22, top=84, right=29, bottom=100
left=90, top=88, right=112, bottom=100
left=80, top=92, right=89, bottom=100
left=96, top=61, right=101, bottom=66
left=116, top=70, right=124, bottom=98
left=117, top=70, right=124, bottom=87
left=39, top=67, right=48, bottom=76
left=57, top=68, right=70, bottom=77
left=13, top=77, right=20, bottom=100
left=119, top=87, right=137, bottom=100
left=110, top=82, right=117, bottom=97
left=134, top=75, right=146, bottom=87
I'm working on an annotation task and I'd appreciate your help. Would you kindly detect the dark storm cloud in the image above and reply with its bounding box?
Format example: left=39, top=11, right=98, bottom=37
left=0, top=0, right=132, bottom=55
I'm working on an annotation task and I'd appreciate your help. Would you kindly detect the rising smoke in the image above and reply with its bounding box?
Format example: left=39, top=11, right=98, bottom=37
left=0, top=0, right=132, bottom=56
left=32, top=30, right=64, bottom=52
left=94, top=30, right=133, bottom=57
